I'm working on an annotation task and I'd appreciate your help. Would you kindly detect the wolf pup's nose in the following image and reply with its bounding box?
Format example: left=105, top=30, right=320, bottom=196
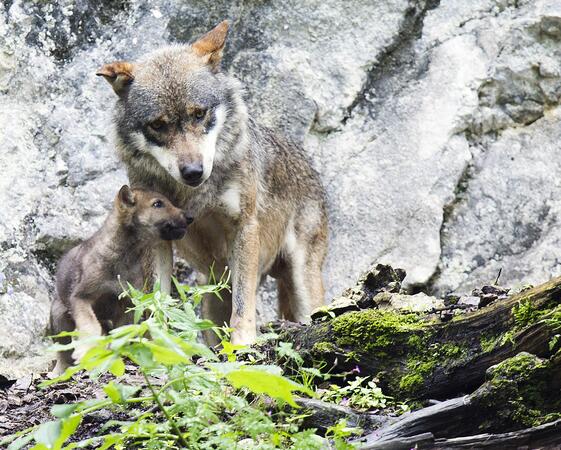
left=183, top=211, right=194, bottom=225
left=180, top=163, right=204, bottom=186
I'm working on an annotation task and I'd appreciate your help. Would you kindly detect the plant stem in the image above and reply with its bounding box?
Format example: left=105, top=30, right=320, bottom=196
left=141, top=369, right=189, bottom=448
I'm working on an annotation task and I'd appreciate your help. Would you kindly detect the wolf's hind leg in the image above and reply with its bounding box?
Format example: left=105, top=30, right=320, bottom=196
left=280, top=228, right=327, bottom=322
left=302, top=242, right=326, bottom=315
left=277, top=277, right=296, bottom=322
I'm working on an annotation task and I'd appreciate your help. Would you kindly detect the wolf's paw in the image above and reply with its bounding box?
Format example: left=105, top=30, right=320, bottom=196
left=230, top=327, right=257, bottom=347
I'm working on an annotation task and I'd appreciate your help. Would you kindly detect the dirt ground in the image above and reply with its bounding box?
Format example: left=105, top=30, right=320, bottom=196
left=0, top=367, right=143, bottom=445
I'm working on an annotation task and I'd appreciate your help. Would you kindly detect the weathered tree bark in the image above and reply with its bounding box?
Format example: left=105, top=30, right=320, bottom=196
left=269, top=274, right=561, bottom=401
left=264, top=267, right=561, bottom=448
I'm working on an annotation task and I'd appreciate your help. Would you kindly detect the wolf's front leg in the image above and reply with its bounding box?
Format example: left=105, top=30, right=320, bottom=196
left=153, top=240, right=173, bottom=294
left=229, top=216, right=260, bottom=346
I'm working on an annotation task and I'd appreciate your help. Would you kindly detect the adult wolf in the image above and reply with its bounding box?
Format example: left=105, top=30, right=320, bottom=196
left=97, top=21, right=328, bottom=345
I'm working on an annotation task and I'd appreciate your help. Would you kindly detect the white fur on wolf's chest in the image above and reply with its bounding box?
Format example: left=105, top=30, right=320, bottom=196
left=219, top=183, right=241, bottom=216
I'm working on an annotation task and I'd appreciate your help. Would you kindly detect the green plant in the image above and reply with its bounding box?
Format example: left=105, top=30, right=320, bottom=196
left=2, top=276, right=358, bottom=450
left=273, top=340, right=331, bottom=392
left=317, top=376, right=403, bottom=411
left=513, top=299, right=543, bottom=328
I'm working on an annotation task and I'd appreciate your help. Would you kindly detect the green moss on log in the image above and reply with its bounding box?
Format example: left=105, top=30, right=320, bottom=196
left=397, top=342, right=469, bottom=397
left=331, top=309, right=423, bottom=354
left=476, top=352, right=561, bottom=430
left=311, top=342, right=337, bottom=354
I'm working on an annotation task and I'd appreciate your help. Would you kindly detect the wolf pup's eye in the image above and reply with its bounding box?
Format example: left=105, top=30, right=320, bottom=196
left=148, top=120, right=167, bottom=132
left=193, top=108, right=207, bottom=122
left=152, top=200, right=164, bottom=208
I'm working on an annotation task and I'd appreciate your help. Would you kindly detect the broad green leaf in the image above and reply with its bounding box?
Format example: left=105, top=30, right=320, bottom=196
left=220, top=341, right=246, bottom=362
left=86, top=354, right=114, bottom=378
left=56, top=415, right=81, bottom=447
left=124, top=344, right=154, bottom=368
left=33, top=420, right=61, bottom=447
left=115, top=383, right=140, bottom=402
left=40, top=365, right=82, bottom=387
left=144, top=342, right=190, bottom=365
left=148, top=322, right=214, bottom=359
left=103, top=383, right=121, bottom=404
left=98, top=434, right=125, bottom=450
left=47, top=342, right=78, bottom=352
left=225, top=368, right=313, bottom=407
left=109, top=322, right=144, bottom=338
left=51, top=404, right=78, bottom=419
left=109, top=357, right=125, bottom=377
left=177, top=340, right=216, bottom=360
left=103, top=381, right=140, bottom=404
left=7, top=433, right=34, bottom=450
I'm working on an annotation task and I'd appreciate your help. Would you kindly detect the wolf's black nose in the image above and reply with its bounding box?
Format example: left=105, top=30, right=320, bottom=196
left=180, top=163, right=204, bottom=186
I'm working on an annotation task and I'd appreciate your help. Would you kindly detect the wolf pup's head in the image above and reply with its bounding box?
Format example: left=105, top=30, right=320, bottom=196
left=98, top=21, right=234, bottom=188
left=116, top=185, right=193, bottom=241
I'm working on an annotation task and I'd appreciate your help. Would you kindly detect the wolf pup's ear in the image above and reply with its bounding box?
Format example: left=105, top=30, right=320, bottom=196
left=191, top=20, right=229, bottom=72
left=117, top=185, right=136, bottom=208
left=96, top=61, right=135, bottom=96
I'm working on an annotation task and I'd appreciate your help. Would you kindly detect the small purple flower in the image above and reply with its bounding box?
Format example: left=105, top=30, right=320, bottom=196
left=340, top=397, right=349, bottom=407
left=6, top=285, right=14, bottom=297
left=352, top=365, right=361, bottom=374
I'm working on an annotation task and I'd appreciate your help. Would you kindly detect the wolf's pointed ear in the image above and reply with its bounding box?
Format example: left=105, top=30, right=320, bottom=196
left=117, top=185, right=136, bottom=209
left=191, top=20, right=229, bottom=72
left=96, top=61, right=135, bottom=96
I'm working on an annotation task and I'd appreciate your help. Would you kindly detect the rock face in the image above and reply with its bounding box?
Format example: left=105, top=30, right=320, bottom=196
left=0, top=0, right=560, bottom=375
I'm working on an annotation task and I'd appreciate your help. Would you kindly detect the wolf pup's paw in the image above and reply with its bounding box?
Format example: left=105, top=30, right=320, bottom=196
left=71, top=343, right=95, bottom=364
left=47, top=362, right=66, bottom=379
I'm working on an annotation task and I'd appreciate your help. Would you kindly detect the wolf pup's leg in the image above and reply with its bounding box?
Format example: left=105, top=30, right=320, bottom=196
left=48, top=297, right=75, bottom=377
left=70, top=296, right=103, bottom=363
left=153, top=241, right=173, bottom=294
left=229, top=217, right=260, bottom=345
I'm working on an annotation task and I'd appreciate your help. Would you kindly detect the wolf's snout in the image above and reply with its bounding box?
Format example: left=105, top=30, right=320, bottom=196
left=180, top=163, right=204, bottom=186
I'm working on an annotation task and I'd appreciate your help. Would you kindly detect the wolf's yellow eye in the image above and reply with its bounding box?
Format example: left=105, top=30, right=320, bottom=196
left=148, top=120, right=167, bottom=132
left=193, top=108, right=207, bottom=121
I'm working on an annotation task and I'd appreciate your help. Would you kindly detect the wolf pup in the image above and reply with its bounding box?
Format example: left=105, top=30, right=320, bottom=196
left=97, top=20, right=328, bottom=345
left=49, top=185, right=191, bottom=375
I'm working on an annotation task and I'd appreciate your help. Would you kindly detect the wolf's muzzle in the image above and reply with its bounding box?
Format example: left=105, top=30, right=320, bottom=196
left=180, top=163, right=204, bottom=187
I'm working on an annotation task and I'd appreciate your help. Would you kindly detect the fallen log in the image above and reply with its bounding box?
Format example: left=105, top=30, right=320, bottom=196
left=351, top=351, right=561, bottom=448
left=268, top=267, right=561, bottom=403
left=294, top=398, right=389, bottom=433
left=432, top=419, right=561, bottom=449
left=356, top=419, right=561, bottom=450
